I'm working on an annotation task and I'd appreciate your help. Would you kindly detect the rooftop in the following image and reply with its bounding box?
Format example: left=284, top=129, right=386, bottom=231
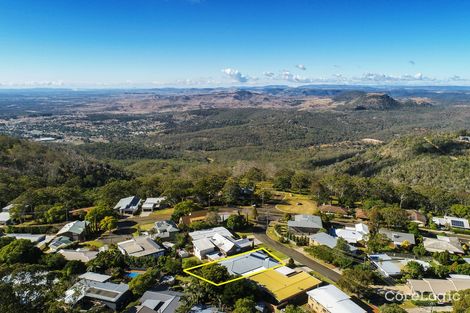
left=307, top=285, right=366, bottom=313
left=287, top=214, right=323, bottom=229
left=250, top=269, right=321, bottom=303
left=188, top=226, right=233, bottom=241
left=57, top=220, right=89, bottom=236
left=137, top=290, right=182, bottom=313
left=114, top=196, right=140, bottom=210
left=219, top=251, right=280, bottom=276
left=79, top=272, right=112, bottom=283
left=379, top=228, right=416, bottom=245
left=423, top=236, right=464, bottom=254
left=6, top=233, right=46, bottom=243
left=59, top=249, right=99, bottom=262
left=118, top=236, right=164, bottom=257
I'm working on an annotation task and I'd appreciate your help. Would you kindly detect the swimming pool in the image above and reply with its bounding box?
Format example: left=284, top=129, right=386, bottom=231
left=127, top=272, right=140, bottom=278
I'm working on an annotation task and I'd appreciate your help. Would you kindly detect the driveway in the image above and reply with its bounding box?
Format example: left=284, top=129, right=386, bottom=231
left=253, top=227, right=342, bottom=282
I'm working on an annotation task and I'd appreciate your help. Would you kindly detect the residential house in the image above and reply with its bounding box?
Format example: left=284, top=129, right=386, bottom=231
left=189, top=305, right=224, bottom=313
left=369, top=254, right=430, bottom=277
left=78, top=272, right=111, bottom=283
left=407, top=276, right=470, bottom=300
left=307, top=284, right=366, bottom=313
left=64, top=278, right=131, bottom=310
left=432, top=216, right=470, bottom=229
left=335, top=223, right=369, bottom=244
left=59, top=249, right=100, bottom=263
left=153, top=220, right=179, bottom=240
left=219, top=250, right=280, bottom=276
left=114, top=196, right=141, bottom=215
left=130, top=290, right=182, bottom=313
left=379, top=229, right=416, bottom=247
left=118, top=236, right=165, bottom=258
left=189, top=227, right=252, bottom=260
left=249, top=267, right=321, bottom=308
left=318, top=205, right=348, bottom=216
left=309, top=232, right=358, bottom=253
left=287, top=215, right=323, bottom=235
left=406, top=210, right=427, bottom=226
left=142, top=197, right=167, bottom=212
left=49, top=236, right=73, bottom=251
left=57, top=220, right=89, bottom=241
left=423, top=236, right=464, bottom=254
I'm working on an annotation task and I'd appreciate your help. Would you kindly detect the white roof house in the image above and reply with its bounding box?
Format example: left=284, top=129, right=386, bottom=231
left=79, top=272, right=112, bottom=283
left=6, top=233, right=46, bottom=243
left=0, top=212, right=11, bottom=225
left=432, top=216, right=470, bottom=229
left=189, top=227, right=251, bottom=260
left=423, top=236, right=464, bottom=254
left=335, top=223, right=369, bottom=244
left=408, top=277, right=470, bottom=298
left=59, top=249, right=99, bottom=263
left=117, top=236, right=165, bottom=258
left=309, top=232, right=358, bottom=252
left=142, top=197, right=167, bottom=211
left=307, top=285, right=366, bottom=313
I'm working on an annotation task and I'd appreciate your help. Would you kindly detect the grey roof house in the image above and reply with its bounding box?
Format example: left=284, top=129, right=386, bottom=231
left=114, top=196, right=141, bottom=215
left=57, top=220, right=89, bottom=241
left=379, top=229, right=415, bottom=246
left=287, top=215, right=323, bottom=234
left=154, top=220, right=179, bottom=240
left=117, top=236, right=165, bottom=258
left=219, top=250, right=280, bottom=276
left=309, top=232, right=358, bottom=253
left=130, top=290, right=182, bottom=313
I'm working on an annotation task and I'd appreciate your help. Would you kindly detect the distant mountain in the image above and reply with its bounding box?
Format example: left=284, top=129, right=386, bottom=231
left=334, top=91, right=431, bottom=110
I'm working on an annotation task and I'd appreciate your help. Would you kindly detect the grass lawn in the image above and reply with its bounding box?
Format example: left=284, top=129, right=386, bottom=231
left=275, top=192, right=318, bottom=215
left=82, top=240, right=104, bottom=249
left=139, top=223, right=155, bottom=231
left=150, top=208, right=175, bottom=217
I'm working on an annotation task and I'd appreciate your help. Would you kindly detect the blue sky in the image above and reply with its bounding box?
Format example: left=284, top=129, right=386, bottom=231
left=1, top=0, right=470, bottom=87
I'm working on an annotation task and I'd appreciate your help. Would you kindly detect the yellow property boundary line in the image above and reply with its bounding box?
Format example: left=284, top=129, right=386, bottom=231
left=183, top=247, right=286, bottom=286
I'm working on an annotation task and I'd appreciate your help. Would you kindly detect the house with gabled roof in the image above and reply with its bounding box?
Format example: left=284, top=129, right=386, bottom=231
left=114, top=196, right=141, bottom=215
left=57, top=220, right=89, bottom=241
left=287, top=214, right=323, bottom=234
left=307, top=284, right=366, bottom=313
left=117, top=236, right=165, bottom=258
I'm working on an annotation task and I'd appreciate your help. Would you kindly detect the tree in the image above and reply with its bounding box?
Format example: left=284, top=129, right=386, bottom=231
left=452, top=289, right=470, bottom=313
left=64, top=260, right=87, bottom=276
left=401, top=261, right=425, bottom=279
left=222, top=178, right=241, bottom=205
left=451, top=204, right=470, bottom=218
left=171, top=200, right=200, bottom=222
left=338, top=266, right=374, bottom=297
left=380, top=304, right=407, bottom=313
left=233, top=298, right=256, bottom=313
left=85, top=204, right=115, bottom=232
left=290, top=172, right=311, bottom=192
left=0, top=282, right=28, bottom=313
left=44, top=204, right=67, bottom=223
left=0, top=239, right=42, bottom=264
left=287, top=258, right=296, bottom=268
left=273, top=169, right=294, bottom=191
left=284, top=305, right=305, bottom=313
left=367, top=233, right=392, bottom=253
left=41, top=253, right=67, bottom=270
left=129, top=267, right=160, bottom=296
left=96, top=180, right=137, bottom=208
left=99, top=215, right=117, bottom=231
left=412, top=244, right=427, bottom=257
left=226, top=214, right=247, bottom=230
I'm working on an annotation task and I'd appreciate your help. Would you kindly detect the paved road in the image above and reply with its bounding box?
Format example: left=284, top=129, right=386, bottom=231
left=253, top=227, right=342, bottom=282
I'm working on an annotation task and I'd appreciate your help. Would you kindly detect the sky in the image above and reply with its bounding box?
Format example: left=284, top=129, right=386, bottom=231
left=1, top=0, right=470, bottom=88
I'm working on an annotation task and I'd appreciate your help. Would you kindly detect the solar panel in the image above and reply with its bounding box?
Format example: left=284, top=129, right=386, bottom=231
left=451, top=220, right=465, bottom=228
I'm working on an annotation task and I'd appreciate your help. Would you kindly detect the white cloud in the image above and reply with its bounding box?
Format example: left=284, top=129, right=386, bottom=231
left=296, top=64, right=307, bottom=70
left=222, top=68, right=250, bottom=83
left=263, top=71, right=275, bottom=78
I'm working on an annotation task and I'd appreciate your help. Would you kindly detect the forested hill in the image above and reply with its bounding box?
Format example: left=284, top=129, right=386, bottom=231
left=324, top=132, right=470, bottom=196
left=0, top=136, right=128, bottom=207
